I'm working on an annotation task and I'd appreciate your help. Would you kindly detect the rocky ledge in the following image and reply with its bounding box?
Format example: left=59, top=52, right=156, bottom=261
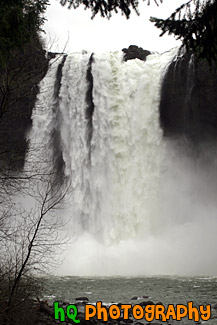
left=122, top=45, right=151, bottom=62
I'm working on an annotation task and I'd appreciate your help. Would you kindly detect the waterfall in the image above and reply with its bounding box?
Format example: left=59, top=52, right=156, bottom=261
left=58, top=50, right=177, bottom=241
left=28, top=48, right=217, bottom=276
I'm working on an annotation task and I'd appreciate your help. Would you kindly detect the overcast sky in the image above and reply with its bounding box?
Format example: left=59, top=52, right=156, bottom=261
left=43, top=0, right=187, bottom=54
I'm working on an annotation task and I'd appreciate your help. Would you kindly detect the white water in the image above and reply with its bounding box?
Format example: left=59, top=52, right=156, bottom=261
left=29, top=49, right=217, bottom=277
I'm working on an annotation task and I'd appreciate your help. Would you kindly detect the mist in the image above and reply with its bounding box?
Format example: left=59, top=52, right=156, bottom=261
left=57, top=137, right=217, bottom=277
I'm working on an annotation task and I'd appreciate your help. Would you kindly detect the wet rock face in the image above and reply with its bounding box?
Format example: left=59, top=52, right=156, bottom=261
left=0, top=37, right=49, bottom=169
left=122, top=45, right=151, bottom=62
left=160, top=50, right=217, bottom=141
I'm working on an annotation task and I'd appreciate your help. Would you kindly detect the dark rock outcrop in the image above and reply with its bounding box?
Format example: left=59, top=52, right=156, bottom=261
left=86, top=53, right=95, bottom=151
left=75, top=296, right=89, bottom=302
left=51, top=54, right=67, bottom=183
left=131, top=295, right=149, bottom=300
left=139, top=300, right=154, bottom=307
left=0, top=36, right=49, bottom=169
left=122, top=45, right=151, bottom=62
left=160, top=48, right=217, bottom=141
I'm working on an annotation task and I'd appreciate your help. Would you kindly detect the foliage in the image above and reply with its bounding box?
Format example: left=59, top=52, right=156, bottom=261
left=59, top=0, right=162, bottom=18
left=0, top=0, right=49, bottom=67
left=150, top=0, right=217, bottom=64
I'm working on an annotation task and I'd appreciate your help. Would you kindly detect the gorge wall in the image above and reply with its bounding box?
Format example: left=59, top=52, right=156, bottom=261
left=160, top=49, right=217, bottom=141
left=0, top=37, right=49, bottom=169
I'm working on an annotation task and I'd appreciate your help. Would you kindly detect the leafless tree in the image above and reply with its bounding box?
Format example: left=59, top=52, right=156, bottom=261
left=0, top=174, right=69, bottom=325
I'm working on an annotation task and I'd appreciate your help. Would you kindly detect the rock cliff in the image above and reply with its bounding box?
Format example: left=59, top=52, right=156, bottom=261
left=160, top=48, right=217, bottom=141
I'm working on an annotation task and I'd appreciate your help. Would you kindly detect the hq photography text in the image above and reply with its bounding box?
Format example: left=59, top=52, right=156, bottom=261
left=53, top=301, right=211, bottom=323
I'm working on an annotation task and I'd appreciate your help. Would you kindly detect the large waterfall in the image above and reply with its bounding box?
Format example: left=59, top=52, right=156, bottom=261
left=28, top=49, right=217, bottom=276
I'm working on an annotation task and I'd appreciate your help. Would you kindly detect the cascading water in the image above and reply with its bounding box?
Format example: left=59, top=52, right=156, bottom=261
left=59, top=50, right=176, bottom=242
left=28, top=48, right=217, bottom=276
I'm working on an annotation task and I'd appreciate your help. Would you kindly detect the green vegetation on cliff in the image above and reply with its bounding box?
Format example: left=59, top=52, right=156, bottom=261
left=0, top=0, right=48, bottom=67
left=151, top=0, right=217, bottom=65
